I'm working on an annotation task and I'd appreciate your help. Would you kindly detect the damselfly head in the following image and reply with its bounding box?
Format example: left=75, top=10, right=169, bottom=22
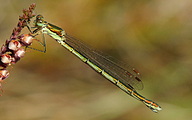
left=33, top=14, right=45, bottom=27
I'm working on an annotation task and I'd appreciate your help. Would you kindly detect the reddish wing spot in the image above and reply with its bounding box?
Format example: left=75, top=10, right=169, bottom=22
left=125, top=71, right=132, bottom=77
left=133, top=68, right=140, bottom=75
left=135, top=77, right=141, bottom=82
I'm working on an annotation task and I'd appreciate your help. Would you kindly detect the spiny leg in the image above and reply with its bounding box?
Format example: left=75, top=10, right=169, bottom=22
left=25, top=20, right=47, bottom=53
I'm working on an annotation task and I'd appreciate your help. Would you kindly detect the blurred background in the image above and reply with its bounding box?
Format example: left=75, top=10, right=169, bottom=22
left=0, top=0, right=192, bottom=120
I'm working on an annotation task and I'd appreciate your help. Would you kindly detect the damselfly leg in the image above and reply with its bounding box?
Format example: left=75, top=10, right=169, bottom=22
left=25, top=19, right=46, bottom=53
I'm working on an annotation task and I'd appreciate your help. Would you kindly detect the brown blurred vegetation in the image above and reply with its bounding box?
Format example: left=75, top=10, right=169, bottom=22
left=0, top=0, right=192, bottom=120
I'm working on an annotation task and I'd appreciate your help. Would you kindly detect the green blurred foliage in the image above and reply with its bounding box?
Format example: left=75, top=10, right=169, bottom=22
left=0, top=0, right=192, bottom=119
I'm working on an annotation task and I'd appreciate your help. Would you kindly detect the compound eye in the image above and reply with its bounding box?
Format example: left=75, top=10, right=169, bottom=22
left=39, top=20, right=42, bottom=23
left=34, top=14, right=45, bottom=27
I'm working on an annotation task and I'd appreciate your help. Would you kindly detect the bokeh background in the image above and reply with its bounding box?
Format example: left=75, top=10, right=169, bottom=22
left=0, top=0, right=192, bottom=120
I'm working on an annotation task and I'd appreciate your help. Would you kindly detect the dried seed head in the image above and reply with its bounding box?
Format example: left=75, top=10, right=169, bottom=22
left=8, top=40, right=22, bottom=51
left=14, top=48, right=25, bottom=58
left=11, top=48, right=25, bottom=64
left=0, top=69, right=9, bottom=80
left=0, top=69, right=9, bottom=92
left=1, top=54, right=12, bottom=65
left=19, top=34, right=33, bottom=46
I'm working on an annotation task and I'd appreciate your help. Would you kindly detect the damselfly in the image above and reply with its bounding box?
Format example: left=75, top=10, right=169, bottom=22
left=27, top=14, right=162, bottom=113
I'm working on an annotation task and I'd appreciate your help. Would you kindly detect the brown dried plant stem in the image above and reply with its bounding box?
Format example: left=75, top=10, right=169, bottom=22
left=0, top=3, right=36, bottom=95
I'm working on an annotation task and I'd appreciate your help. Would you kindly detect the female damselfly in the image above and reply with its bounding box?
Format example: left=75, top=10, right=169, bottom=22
left=27, top=14, right=162, bottom=113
